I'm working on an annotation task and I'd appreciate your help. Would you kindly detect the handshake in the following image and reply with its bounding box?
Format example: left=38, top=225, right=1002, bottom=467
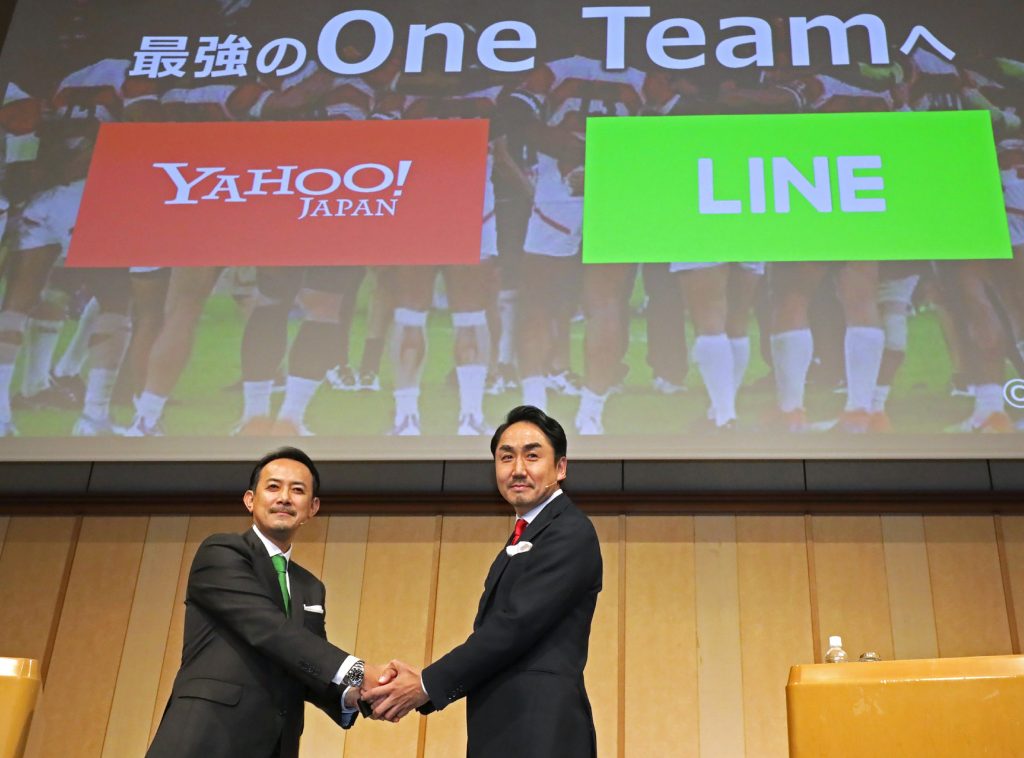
left=345, top=659, right=429, bottom=723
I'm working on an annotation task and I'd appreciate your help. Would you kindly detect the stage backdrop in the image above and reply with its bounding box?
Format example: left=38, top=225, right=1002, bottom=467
left=1, top=0, right=1024, bottom=459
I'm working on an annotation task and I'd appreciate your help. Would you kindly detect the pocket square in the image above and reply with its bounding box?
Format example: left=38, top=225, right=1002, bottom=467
left=506, top=541, right=533, bottom=557
left=303, top=604, right=325, bottom=614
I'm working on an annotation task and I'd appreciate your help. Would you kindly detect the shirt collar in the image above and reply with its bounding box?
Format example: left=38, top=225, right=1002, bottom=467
left=252, top=524, right=293, bottom=563
left=519, top=488, right=562, bottom=524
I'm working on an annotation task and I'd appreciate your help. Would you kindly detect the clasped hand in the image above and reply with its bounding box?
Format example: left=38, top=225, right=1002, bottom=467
left=357, top=659, right=429, bottom=723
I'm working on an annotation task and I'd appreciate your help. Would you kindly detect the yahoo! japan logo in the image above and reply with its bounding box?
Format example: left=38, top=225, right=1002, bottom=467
left=152, top=160, right=414, bottom=219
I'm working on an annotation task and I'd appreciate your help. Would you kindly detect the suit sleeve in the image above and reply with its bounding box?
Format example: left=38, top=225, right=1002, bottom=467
left=421, top=515, right=601, bottom=711
left=187, top=535, right=351, bottom=697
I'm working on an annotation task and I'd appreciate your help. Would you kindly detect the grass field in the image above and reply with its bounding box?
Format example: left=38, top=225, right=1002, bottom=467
left=9, top=282, right=1001, bottom=440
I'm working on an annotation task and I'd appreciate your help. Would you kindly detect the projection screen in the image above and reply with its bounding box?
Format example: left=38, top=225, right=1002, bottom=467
left=0, top=0, right=1023, bottom=460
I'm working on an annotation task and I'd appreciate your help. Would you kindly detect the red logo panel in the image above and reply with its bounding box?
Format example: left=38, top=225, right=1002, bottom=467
left=67, top=119, right=489, bottom=267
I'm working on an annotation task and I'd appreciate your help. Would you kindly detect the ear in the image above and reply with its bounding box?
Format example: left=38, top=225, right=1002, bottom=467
left=556, top=457, right=567, bottom=482
left=309, top=496, right=320, bottom=519
left=243, top=490, right=255, bottom=515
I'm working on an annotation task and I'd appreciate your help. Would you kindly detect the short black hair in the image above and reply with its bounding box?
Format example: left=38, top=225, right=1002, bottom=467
left=490, top=405, right=568, bottom=461
left=249, top=446, right=321, bottom=497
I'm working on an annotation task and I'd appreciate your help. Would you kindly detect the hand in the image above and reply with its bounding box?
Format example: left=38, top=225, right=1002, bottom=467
left=361, top=659, right=429, bottom=723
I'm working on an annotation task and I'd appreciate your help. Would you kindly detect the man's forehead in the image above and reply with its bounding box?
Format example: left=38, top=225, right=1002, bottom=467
left=497, top=421, right=552, bottom=449
left=261, top=458, right=313, bottom=483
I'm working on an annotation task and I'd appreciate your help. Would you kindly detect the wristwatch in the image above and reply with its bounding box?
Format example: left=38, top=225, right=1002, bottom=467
left=343, top=660, right=365, bottom=688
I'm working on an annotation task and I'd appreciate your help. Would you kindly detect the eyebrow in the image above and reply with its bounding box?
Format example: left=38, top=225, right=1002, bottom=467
left=498, top=442, right=543, bottom=452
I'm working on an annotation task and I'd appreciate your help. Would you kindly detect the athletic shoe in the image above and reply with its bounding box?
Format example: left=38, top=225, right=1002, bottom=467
left=50, top=373, right=86, bottom=404
left=575, top=413, right=604, bottom=435
left=326, top=365, right=358, bottom=391
left=547, top=370, right=582, bottom=396
left=358, top=371, right=380, bottom=392
left=458, top=413, right=494, bottom=436
left=868, top=411, right=892, bottom=433
left=119, top=415, right=165, bottom=437
left=72, top=414, right=116, bottom=436
left=762, top=408, right=809, bottom=433
left=977, top=412, right=1015, bottom=433
left=270, top=419, right=314, bottom=437
left=0, top=419, right=18, bottom=437
left=231, top=416, right=274, bottom=436
left=652, top=376, right=687, bottom=395
left=944, top=412, right=1014, bottom=433
left=827, top=409, right=872, bottom=434
left=389, top=414, right=421, bottom=436
left=12, top=382, right=81, bottom=410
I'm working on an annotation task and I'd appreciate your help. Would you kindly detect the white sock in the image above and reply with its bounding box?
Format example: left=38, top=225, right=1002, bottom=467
left=871, top=385, right=890, bottom=414
left=135, top=390, right=167, bottom=426
left=0, top=363, right=13, bottom=423
left=771, top=329, right=813, bottom=413
left=456, top=364, right=486, bottom=419
left=693, top=334, right=736, bottom=426
left=576, top=386, right=608, bottom=422
left=242, top=380, right=273, bottom=420
left=974, top=383, right=1004, bottom=420
left=497, top=289, right=517, bottom=366
left=55, top=297, right=99, bottom=378
left=521, top=375, right=547, bottom=412
left=21, top=318, right=61, bottom=397
left=277, top=375, right=319, bottom=424
left=729, top=336, right=750, bottom=391
left=844, top=326, right=885, bottom=412
left=394, top=386, right=420, bottom=421
left=82, top=368, right=116, bottom=420
left=0, top=312, right=27, bottom=422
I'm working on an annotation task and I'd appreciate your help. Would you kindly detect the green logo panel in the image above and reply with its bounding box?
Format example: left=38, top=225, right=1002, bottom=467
left=582, top=111, right=1011, bottom=263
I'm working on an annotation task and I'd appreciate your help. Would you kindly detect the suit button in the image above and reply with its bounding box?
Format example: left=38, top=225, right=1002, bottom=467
left=279, top=709, right=288, bottom=717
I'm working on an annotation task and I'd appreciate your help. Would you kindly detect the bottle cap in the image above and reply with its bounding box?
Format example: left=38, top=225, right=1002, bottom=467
left=828, top=635, right=843, bottom=647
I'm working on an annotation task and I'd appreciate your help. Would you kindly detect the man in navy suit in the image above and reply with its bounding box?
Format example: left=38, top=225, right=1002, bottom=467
left=147, top=446, right=385, bottom=758
left=365, top=406, right=602, bottom=757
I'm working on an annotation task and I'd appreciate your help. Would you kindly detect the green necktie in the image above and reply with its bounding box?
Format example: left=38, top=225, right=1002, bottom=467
left=271, top=554, right=291, bottom=616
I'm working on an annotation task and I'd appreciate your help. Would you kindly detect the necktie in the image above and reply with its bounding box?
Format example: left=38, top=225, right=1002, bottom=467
left=511, top=518, right=528, bottom=545
left=270, top=554, right=291, bottom=616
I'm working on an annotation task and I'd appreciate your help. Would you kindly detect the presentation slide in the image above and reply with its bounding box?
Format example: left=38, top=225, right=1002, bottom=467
left=0, top=0, right=1022, bottom=460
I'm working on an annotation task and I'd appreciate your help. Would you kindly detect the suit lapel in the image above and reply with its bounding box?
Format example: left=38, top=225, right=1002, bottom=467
left=243, top=528, right=290, bottom=616
left=473, top=494, right=569, bottom=628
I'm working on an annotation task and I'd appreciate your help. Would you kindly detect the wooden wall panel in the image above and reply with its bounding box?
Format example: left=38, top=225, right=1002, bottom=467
left=588, top=515, right=621, bottom=758
left=101, top=517, right=188, bottom=758
left=24, top=517, right=149, bottom=758
left=694, top=515, right=745, bottom=758
left=0, top=517, right=78, bottom=667
left=811, top=516, right=894, bottom=661
left=880, top=515, right=938, bottom=660
left=1001, top=515, right=1024, bottom=654
left=624, top=516, right=699, bottom=756
left=302, top=515, right=370, bottom=756
left=149, top=515, right=250, bottom=741
left=924, top=516, right=1012, bottom=657
left=736, top=515, right=814, bottom=758
left=422, top=515, right=511, bottom=758
left=7, top=508, right=1024, bottom=758
left=343, top=516, right=440, bottom=757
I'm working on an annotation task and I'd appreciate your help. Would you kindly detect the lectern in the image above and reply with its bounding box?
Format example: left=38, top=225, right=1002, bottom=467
left=787, top=654, right=1024, bottom=756
left=0, top=657, right=40, bottom=758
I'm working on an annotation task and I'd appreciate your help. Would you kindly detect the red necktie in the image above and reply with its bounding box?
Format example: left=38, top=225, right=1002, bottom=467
left=511, top=518, right=527, bottom=545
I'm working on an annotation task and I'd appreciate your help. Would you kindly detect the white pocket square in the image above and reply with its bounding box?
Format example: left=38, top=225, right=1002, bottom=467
left=506, top=541, right=533, bottom=557
left=303, top=604, right=325, bottom=614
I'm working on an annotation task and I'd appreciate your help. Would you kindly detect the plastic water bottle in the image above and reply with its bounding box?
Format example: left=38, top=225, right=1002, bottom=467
left=824, top=635, right=848, bottom=663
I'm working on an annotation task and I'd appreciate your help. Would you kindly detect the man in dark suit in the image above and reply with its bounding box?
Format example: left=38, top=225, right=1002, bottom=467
left=364, top=405, right=603, bottom=757
left=146, top=446, right=385, bottom=758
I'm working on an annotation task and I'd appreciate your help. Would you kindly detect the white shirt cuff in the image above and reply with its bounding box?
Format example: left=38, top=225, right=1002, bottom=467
left=341, top=686, right=358, bottom=714
left=331, top=655, right=362, bottom=685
